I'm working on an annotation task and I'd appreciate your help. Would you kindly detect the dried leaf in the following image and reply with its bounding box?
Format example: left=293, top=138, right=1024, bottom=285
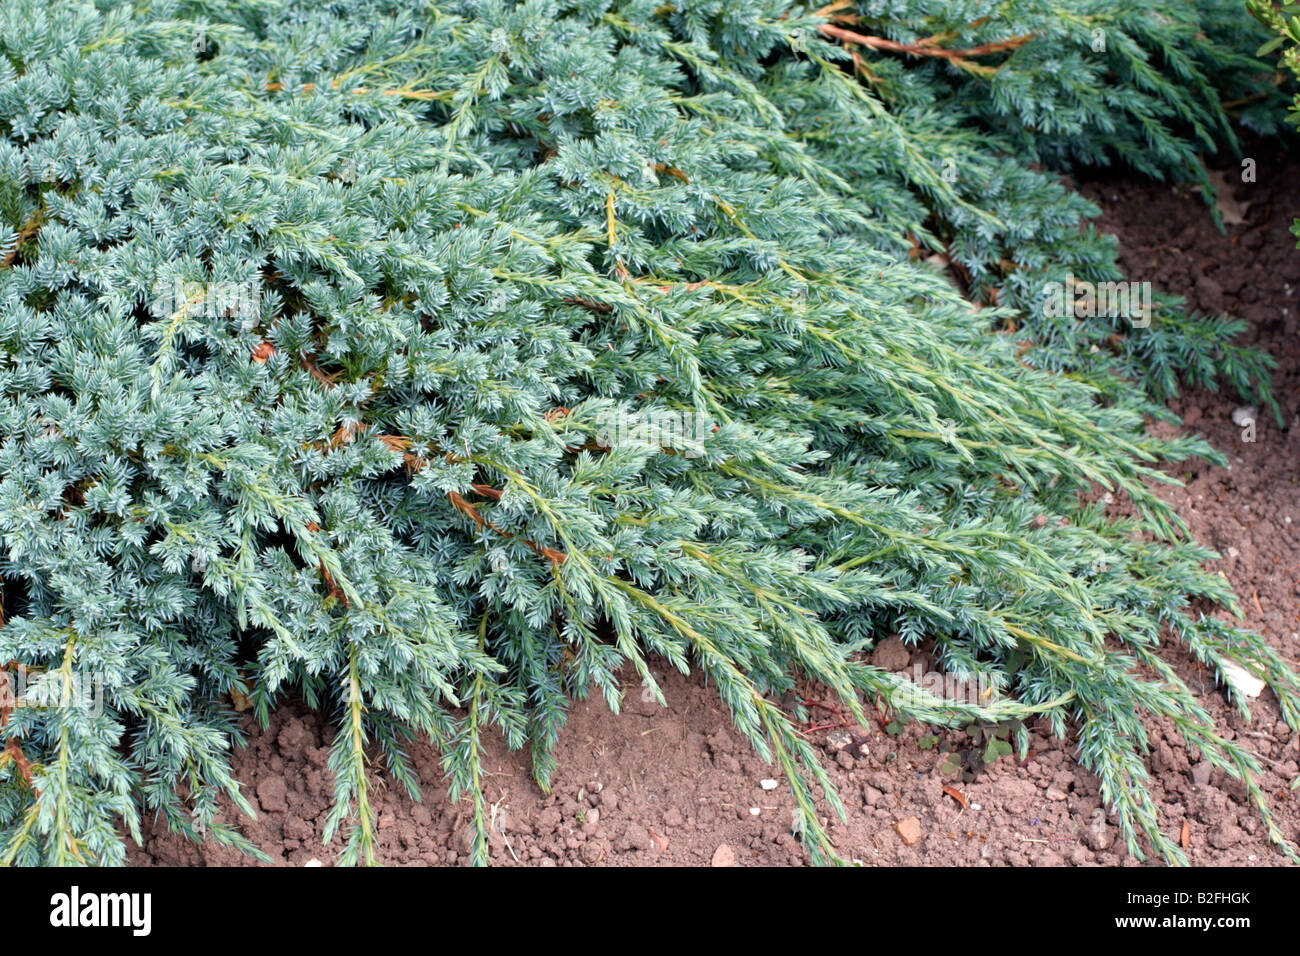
left=942, top=785, right=969, bottom=810
left=1205, top=168, right=1252, bottom=226
left=230, top=679, right=254, bottom=713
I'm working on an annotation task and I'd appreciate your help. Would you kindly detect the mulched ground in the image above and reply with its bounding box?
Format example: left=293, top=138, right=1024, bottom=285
left=130, top=141, right=1300, bottom=867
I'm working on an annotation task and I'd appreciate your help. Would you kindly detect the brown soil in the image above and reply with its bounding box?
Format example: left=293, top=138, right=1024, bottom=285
left=129, top=145, right=1300, bottom=868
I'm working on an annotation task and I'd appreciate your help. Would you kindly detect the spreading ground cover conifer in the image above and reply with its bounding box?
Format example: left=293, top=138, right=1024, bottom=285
left=0, top=0, right=1297, bottom=866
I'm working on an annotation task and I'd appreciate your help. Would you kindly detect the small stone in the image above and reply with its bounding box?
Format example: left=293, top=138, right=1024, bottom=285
left=711, top=844, right=736, bottom=867
left=1191, top=762, right=1213, bottom=787
left=537, top=806, right=562, bottom=831
left=619, top=823, right=653, bottom=852
left=705, top=732, right=737, bottom=755
left=1209, top=824, right=1244, bottom=850
left=1085, top=825, right=1113, bottom=852
left=872, top=635, right=910, bottom=671
left=1045, top=786, right=1068, bottom=801
left=866, top=771, right=894, bottom=793
left=1196, top=275, right=1225, bottom=314
left=256, top=777, right=288, bottom=813
left=825, top=729, right=852, bottom=754
left=580, top=841, right=604, bottom=864
left=836, top=750, right=855, bottom=770
left=304, top=858, right=323, bottom=868
left=749, top=807, right=761, bottom=816
left=760, top=778, right=779, bottom=791
left=1231, top=406, right=1257, bottom=428
left=1152, top=740, right=1177, bottom=773
left=894, top=817, right=922, bottom=846
left=1031, top=514, right=1048, bottom=529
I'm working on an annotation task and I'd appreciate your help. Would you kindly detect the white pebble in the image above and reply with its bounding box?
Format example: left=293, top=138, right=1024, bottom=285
left=760, top=779, right=779, bottom=790
left=1231, top=406, right=1257, bottom=427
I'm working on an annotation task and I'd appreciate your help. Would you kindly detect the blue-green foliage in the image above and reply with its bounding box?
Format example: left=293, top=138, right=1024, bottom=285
left=811, top=0, right=1285, bottom=406
left=0, top=0, right=1295, bottom=866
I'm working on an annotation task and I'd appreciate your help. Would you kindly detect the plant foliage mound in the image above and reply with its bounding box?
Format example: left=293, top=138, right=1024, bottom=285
left=1, top=0, right=1297, bottom=865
